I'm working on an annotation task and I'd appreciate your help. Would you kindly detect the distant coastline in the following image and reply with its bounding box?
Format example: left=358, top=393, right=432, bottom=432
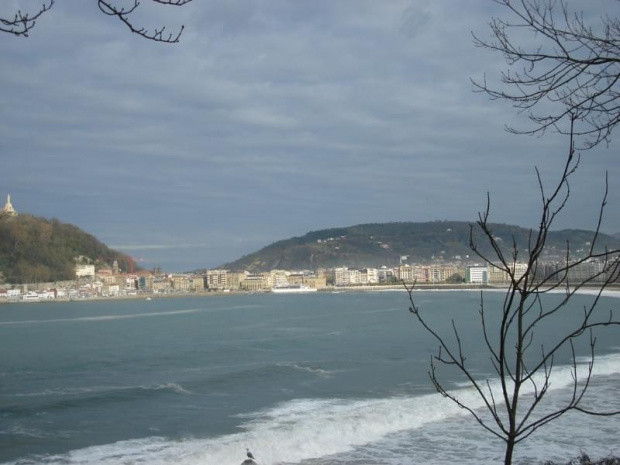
left=2, top=283, right=619, bottom=305
left=0, top=283, right=490, bottom=305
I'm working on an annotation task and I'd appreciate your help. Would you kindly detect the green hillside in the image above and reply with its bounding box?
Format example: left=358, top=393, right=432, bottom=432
left=0, top=214, right=136, bottom=284
left=219, top=221, right=620, bottom=272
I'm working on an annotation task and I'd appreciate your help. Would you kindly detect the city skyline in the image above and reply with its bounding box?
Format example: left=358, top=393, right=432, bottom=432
left=1, top=1, right=618, bottom=272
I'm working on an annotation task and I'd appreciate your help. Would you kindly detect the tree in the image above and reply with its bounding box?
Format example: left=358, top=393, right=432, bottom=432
left=406, top=117, right=620, bottom=465
left=472, top=0, right=620, bottom=149
left=0, top=0, right=193, bottom=43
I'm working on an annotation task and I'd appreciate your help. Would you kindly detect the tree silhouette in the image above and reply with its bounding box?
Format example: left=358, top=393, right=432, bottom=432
left=406, top=117, right=620, bottom=464
left=1, top=0, right=192, bottom=43
left=472, top=0, right=620, bottom=149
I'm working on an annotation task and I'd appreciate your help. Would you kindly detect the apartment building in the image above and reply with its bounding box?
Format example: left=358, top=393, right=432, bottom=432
left=466, top=266, right=488, bottom=284
left=206, top=270, right=228, bottom=290
left=240, top=274, right=269, bottom=291
left=397, top=264, right=414, bottom=283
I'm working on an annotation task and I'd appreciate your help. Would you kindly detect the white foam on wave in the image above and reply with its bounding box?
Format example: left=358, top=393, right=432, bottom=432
left=448, top=352, right=620, bottom=426
left=150, top=383, right=193, bottom=395
left=275, top=362, right=338, bottom=377
left=0, top=425, right=52, bottom=439
left=8, top=354, right=620, bottom=465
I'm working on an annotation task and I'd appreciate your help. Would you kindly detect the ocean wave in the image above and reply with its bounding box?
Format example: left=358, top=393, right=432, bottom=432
left=8, top=353, right=617, bottom=465
left=11, top=382, right=192, bottom=399
left=451, top=351, right=620, bottom=389
left=4, top=383, right=194, bottom=419
left=545, top=288, right=620, bottom=299
left=0, top=425, right=52, bottom=439
left=275, top=362, right=338, bottom=377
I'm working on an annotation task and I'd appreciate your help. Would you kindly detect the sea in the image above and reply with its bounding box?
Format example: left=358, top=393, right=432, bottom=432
left=1, top=290, right=619, bottom=465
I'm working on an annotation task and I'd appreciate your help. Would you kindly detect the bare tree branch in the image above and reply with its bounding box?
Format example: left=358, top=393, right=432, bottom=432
left=0, top=0, right=192, bottom=42
left=97, top=0, right=190, bottom=43
left=407, top=122, right=620, bottom=464
left=472, top=0, right=620, bottom=148
left=0, top=1, right=53, bottom=37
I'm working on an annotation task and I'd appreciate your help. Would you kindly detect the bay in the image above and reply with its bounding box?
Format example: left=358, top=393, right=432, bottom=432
left=0, top=290, right=618, bottom=464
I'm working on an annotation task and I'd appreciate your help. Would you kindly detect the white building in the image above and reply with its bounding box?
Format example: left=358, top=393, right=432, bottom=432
left=334, top=268, right=362, bottom=286
left=76, top=264, right=96, bottom=278
left=360, top=268, right=379, bottom=284
left=269, top=270, right=290, bottom=288
left=397, top=264, right=414, bottom=283
left=466, top=266, right=488, bottom=284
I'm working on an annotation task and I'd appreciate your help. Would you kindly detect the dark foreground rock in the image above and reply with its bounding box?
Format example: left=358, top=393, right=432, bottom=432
left=545, top=453, right=620, bottom=465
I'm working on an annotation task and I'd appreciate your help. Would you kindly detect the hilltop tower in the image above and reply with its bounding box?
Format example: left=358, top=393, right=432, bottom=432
left=2, top=194, right=17, bottom=217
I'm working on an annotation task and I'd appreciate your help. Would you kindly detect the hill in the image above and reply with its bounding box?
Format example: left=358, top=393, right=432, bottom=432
left=0, top=214, right=136, bottom=284
left=218, top=221, right=620, bottom=272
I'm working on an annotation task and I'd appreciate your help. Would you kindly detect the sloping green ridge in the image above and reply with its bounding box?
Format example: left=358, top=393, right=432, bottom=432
left=219, top=221, right=620, bottom=272
left=0, top=214, right=135, bottom=284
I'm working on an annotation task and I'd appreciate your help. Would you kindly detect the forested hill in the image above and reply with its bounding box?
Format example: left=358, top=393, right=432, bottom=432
left=219, top=221, right=620, bottom=272
left=0, top=214, right=135, bottom=284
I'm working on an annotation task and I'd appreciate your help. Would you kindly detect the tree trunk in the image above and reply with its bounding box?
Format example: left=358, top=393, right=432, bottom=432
left=504, top=437, right=515, bottom=465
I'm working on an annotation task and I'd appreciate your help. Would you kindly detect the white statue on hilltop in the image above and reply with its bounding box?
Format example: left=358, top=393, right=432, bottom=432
left=2, top=194, right=17, bottom=217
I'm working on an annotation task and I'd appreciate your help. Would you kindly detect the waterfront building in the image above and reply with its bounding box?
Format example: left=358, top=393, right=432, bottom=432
left=171, top=275, right=191, bottom=291
left=287, top=273, right=305, bottom=286
left=334, top=267, right=362, bottom=286
left=287, top=273, right=327, bottom=289
left=102, top=283, right=120, bottom=296
left=6, top=288, right=21, bottom=298
left=397, top=264, right=414, bottom=283
left=488, top=263, right=529, bottom=284
left=226, top=271, right=247, bottom=290
left=307, top=276, right=327, bottom=288
left=189, top=275, right=205, bottom=291
left=206, top=270, right=228, bottom=290
left=138, top=275, right=153, bottom=291
left=411, top=265, right=430, bottom=283
left=334, top=268, right=348, bottom=286
left=543, top=259, right=618, bottom=284
left=442, top=264, right=465, bottom=283
left=97, top=269, right=117, bottom=284
left=240, top=274, right=269, bottom=291
left=466, top=266, right=488, bottom=284
left=429, top=264, right=447, bottom=283
left=269, top=270, right=289, bottom=288
left=152, top=278, right=172, bottom=292
left=377, top=266, right=395, bottom=283
left=359, top=268, right=379, bottom=285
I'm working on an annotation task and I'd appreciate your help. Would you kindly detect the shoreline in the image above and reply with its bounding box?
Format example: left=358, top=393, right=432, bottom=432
left=2, top=283, right=619, bottom=305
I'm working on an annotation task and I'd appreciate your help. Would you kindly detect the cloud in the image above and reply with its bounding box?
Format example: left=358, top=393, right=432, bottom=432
left=0, top=0, right=618, bottom=271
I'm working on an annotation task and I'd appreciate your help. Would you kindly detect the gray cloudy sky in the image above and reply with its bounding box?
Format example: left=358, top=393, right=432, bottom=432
left=1, top=0, right=618, bottom=271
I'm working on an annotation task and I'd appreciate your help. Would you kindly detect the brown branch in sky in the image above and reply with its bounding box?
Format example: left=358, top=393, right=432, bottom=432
left=472, top=0, right=620, bottom=149
left=98, top=0, right=191, bottom=43
left=0, top=1, right=53, bottom=37
left=1, top=0, right=192, bottom=43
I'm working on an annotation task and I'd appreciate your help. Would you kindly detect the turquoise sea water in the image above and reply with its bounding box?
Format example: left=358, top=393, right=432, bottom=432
left=0, top=290, right=619, bottom=464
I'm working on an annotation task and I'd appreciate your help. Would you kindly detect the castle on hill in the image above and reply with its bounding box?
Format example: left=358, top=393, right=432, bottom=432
left=2, top=194, right=18, bottom=217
